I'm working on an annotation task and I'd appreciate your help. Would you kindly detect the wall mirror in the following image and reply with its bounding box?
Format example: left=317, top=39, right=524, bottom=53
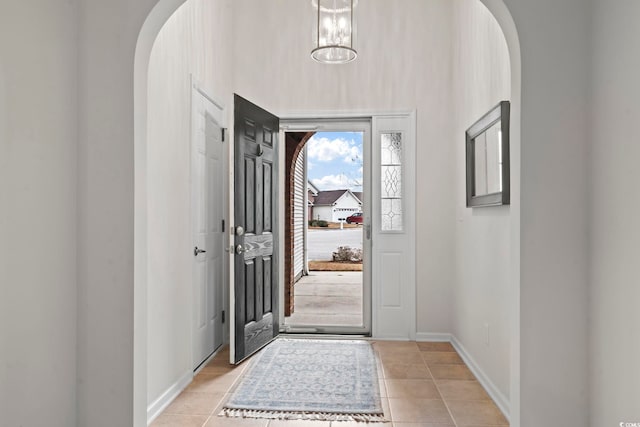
left=466, top=100, right=510, bottom=207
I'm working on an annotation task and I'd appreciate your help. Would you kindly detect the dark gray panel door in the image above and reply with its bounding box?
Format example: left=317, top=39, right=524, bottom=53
left=232, top=94, right=279, bottom=363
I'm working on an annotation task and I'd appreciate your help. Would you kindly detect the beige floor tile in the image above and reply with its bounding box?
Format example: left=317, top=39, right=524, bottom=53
left=420, top=352, right=463, bottom=365
left=392, top=423, right=455, bottom=427
left=187, top=371, right=240, bottom=393
left=446, top=400, right=509, bottom=426
left=385, top=379, right=441, bottom=399
left=201, top=357, right=237, bottom=372
left=205, top=416, right=268, bottom=426
left=429, top=364, right=475, bottom=380
left=153, top=340, right=505, bottom=427
left=381, top=397, right=391, bottom=419
left=150, top=414, right=209, bottom=427
left=378, top=351, right=425, bottom=365
left=387, top=398, right=453, bottom=424
left=374, top=342, right=420, bottom=355
left=435, top=380, right=491, bottom=401
left=268, top=420, right=331, bottom=427
left=379, top=379, right=387, bottom=397
left=383, top=363, right=432, bottom=380
left=416, top=342, right=455, bottom=352
left=330, top=422, right=390, bottom=427
left=163, top=391, right=225, bottom=416
left=376, top=361, right=385, bottom=379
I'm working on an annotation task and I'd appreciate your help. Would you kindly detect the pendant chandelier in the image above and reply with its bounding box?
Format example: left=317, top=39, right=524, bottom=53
left=311, top=0, right=357, bottom=64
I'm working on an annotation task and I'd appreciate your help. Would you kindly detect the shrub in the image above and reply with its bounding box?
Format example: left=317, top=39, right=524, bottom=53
left=309, top=219, right=329, bottom=227
left=332, top=246, right=363, bottom=263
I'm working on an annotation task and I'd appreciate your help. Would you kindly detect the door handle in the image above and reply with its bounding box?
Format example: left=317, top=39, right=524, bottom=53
left=194, top=246, right=206, bottom=256
left=235, top=244, right=245, bottom=255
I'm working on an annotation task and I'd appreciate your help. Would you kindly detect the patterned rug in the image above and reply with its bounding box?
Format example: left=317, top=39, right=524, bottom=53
left=220, top=338, right=385, bottom=422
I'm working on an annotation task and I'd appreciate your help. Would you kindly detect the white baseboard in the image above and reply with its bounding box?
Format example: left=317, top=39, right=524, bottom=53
left=146, top=370, right=193, bottom=425
left=450, top=336, right=510, bottom=422
left=415, top=332, right=452, bottom=342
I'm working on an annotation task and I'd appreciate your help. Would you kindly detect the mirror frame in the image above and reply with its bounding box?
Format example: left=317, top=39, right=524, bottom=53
left=465, top=100, right=510, bottom=207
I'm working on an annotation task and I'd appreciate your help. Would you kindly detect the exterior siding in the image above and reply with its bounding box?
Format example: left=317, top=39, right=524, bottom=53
left=293, top=151, right=305, bottom=279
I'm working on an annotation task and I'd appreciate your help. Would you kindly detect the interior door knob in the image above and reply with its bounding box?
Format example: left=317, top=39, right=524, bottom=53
left=194, top=246, right=206, bottom=256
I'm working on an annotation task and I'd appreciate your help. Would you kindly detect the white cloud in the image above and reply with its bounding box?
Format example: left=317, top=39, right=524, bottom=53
left=312, top=174, right=351, bottom=190
left=343, top=146, right=362, bottom=164
left=307, top=136, right=361, bottom=163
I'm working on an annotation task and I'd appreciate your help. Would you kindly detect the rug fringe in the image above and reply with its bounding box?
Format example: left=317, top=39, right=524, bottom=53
left=220, top=407, right=388, bottom=423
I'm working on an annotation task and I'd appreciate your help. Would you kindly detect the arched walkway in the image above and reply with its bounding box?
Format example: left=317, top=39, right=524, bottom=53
left=133, top=1, right=521, bottom=425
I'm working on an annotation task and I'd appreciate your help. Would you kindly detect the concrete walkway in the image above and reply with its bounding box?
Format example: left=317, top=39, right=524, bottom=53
left=284, top=271, right=363, bottom=327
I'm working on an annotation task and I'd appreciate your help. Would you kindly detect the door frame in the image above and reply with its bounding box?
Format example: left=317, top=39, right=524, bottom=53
left=279, top=118, right=373, bottom=335
left=276, top=111, right=416, bottom=340
left=190, top=80, right=229, bottom=368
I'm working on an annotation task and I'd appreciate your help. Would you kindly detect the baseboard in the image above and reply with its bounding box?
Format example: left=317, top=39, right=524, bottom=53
left=146, top=370, right=193, bottom=425
left=450, top=336, right=510, bottom=422
left=415, top=332, right=452, bottom=342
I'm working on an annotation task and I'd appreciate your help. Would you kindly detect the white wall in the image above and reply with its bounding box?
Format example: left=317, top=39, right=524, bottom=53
left=232, top=0, right=457, bottom=336
left=0, top=1, right=78, bottom=426
left=451, top=0, right=511, bottom=404
left=146, top=0, right=233, bottom=410
left=590, top=0, right=640, bottom=424
left=506, top=0, right=590, bottom=425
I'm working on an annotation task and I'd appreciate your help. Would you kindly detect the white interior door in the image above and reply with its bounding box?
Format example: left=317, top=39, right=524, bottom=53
left=192, top=85, right=226, bottom=369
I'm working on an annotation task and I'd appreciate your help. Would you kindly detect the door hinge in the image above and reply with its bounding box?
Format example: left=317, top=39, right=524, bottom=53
left=221, top=310, right=226, bottom=324
left=222, top=219, right=225, bottom=232
left=221, top=127, right=226, bottom=142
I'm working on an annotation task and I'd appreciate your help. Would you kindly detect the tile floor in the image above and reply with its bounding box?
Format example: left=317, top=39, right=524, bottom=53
left=151, top=340, right=509, bottom=427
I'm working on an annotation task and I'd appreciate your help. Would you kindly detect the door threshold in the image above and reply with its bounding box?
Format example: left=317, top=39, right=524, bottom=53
left=279, top=333, right=369, bottom=340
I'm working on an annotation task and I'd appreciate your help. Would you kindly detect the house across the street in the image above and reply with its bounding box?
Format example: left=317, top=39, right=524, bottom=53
left=310, top=188, right=362, bottom=223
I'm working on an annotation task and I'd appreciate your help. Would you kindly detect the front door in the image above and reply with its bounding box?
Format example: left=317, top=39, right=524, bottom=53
left=231, top=95, right=280, bottom=363
left=192, top=86, right=226, bottom=369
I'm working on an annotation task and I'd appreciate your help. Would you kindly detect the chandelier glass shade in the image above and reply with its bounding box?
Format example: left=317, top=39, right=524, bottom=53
left=311, top=0, right=357, bottom=64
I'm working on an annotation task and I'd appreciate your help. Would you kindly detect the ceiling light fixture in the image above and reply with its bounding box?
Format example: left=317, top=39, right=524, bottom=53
left=311, top=0, right=357, bottom=64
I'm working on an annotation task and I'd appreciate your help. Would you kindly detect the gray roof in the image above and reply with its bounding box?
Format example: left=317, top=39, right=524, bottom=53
left=314, top=189, right=361, bottom=206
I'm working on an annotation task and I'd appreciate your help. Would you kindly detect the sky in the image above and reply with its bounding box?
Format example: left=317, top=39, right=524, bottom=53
left=306, top=131, right=363, bottom=192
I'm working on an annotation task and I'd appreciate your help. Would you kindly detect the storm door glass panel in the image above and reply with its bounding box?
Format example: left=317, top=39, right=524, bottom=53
left=380, top=132, right=403, bottom=231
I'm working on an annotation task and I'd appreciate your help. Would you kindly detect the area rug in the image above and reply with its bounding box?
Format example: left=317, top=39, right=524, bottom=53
left=220, top=338, right=386, bottom=422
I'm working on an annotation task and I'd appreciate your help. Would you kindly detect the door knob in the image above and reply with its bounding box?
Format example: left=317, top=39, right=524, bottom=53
left=235, top=226, right=244, bottom=236
left=235, top=245, right=245, bottom=255
left=194, top=246, right=207, bottom=256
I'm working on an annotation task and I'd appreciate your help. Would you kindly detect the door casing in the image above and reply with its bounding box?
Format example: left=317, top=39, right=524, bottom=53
left=279, top=118, right=373, bottom=335
left=228, top=111, right=417, bottom=350
left=190, top=82, right=227, bottom=369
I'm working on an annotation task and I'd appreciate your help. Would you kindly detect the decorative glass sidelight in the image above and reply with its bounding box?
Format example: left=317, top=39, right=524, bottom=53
left=380, top=132, right=403, bottom=231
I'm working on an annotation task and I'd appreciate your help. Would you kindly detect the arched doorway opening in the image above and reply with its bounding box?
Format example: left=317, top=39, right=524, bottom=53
left=133, top=1, right=521, bottom=425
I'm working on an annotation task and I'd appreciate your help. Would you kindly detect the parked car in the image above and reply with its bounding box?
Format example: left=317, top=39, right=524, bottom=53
left=345, top=212, right=363, bottom=224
